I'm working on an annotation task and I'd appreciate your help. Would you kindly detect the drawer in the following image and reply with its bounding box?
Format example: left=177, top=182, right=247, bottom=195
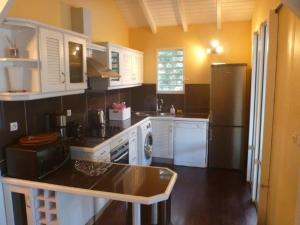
left=129, top=128, right=137, bottom=139
left=110, top=134, right=129, bottom=149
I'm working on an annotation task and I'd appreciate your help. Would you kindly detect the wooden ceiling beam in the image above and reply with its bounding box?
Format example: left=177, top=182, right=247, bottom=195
left=138, top=0, right=157, bottom=34
left=217, top=0, right=222, bottom=30
left=175, top=0, right=188, bottom=32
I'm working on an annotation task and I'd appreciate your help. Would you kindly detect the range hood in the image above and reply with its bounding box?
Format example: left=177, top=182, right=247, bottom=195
left=87, top=57, right=120, bottom=79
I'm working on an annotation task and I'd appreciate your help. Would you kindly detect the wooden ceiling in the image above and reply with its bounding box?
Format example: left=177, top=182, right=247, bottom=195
left=115, top=0, right=255, bottom=33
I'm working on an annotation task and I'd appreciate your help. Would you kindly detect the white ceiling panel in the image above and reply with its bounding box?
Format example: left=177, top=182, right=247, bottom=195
left=115, top=0, right=255, bottom=29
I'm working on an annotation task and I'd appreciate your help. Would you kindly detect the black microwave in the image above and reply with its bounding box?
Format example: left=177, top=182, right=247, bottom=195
left=5, top=142, right=70, bottom=180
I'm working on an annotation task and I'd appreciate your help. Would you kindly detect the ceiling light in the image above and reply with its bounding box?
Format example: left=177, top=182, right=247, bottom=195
left=211, top=39, right=220, bottom=48
left=216, top=46, right=224, bottom=54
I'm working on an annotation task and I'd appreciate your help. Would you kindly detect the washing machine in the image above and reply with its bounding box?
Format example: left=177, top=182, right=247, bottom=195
left=138, top=120, right=153, bottom=165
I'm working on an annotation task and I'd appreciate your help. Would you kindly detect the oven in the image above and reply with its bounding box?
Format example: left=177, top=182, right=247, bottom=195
left=110, top=141, right=129, bottom=164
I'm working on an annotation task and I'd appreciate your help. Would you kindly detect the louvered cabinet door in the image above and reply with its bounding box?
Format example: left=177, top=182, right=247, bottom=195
left=39, top=28, right=66, bottom=92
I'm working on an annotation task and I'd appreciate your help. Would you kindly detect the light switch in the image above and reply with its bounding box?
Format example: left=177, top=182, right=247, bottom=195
left=67, top=109, right=72, bottom=117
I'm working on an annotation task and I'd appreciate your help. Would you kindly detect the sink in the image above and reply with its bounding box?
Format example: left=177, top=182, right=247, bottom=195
left=158, top=112, right=173, bottom=117
left=134, top=112, right=151, bottom=117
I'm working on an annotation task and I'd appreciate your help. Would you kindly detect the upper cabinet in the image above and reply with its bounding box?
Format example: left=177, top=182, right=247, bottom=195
left=64, top=35, right=87, bottom=90
left=0, top=18, right=88, bottom=101
left=100, top=42, right=143, bottom=90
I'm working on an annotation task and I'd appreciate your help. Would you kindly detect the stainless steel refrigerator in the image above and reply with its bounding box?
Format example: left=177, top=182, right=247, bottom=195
left=209, top=64, right=248, bottom=170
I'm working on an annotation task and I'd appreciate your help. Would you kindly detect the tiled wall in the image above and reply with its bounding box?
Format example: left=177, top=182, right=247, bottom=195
left=0, top=84, right=209, bottom=167
left=131, top=84, right=210, bottom=113
left=0, top=89, right=132, bottom=168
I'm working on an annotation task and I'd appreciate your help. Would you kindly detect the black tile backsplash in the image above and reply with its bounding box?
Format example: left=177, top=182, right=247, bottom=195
left=131, top=84, right=210, bottom=114
left=0, top=83, right=209, bottom=168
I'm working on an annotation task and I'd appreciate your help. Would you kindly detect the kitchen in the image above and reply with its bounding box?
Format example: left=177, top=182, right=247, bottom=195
left=0, top=0, right=300, bottom=225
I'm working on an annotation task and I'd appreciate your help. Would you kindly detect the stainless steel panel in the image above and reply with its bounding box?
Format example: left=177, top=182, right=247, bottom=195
left=208, top=126, right=246, bottom=170
left=210, top=65, right=247, bottom=126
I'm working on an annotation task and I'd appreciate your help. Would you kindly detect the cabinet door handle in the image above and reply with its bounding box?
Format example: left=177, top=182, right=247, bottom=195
left=209, top=128, right=213, bottom=141
left=61, top=72, right=66, bottom=83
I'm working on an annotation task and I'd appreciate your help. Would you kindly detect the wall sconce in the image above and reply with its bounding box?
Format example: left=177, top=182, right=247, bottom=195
left=206, top=39, right=224, bottom=54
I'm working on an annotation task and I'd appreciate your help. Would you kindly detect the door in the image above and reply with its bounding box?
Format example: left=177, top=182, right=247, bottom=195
left=64, top=35, right=87, bottom=90
left=137, top=54, right=143, bottom=84
left=151, top=120, right=173, bottom=159
left=3, top=184, right=34, bottom=225
left=108, top=46, right=122, bottom=86
left=210, top=65, right=247, bottom=126
left=209, top=126, right=245, bottom=170
left=252, top=23, right=269, bottom=203
left=121, top=51, right=132, bottom=84
left=39, top=28, right=65, bottom=92
left=247, top=32, right=259, bottom=182
left=174, top=121, right=208, bottom=167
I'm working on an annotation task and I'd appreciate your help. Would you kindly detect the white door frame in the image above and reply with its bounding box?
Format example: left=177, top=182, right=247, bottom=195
left=247, top=32, right=259, bottom=183
left=257, top=10, right=279, bottom=225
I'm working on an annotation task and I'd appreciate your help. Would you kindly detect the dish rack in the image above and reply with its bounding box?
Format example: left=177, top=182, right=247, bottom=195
left=34, top=189, right=58, bottom=225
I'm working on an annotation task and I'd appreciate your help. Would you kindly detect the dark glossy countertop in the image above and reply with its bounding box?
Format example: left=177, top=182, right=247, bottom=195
left=3, top=160, right=177, bottom=204
left=71, top=112, right=209, bottom=148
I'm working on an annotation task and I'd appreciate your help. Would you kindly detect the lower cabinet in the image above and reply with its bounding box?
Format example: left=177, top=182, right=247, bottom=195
left=0, top=183, right=7, bottom=225
left=3, top=184, right=35, bottom=225
left=3, top=183, right=110, bottom=225
left=174, top=121, right=208, bottom=167
left=151, top=119, right=174, bottom=159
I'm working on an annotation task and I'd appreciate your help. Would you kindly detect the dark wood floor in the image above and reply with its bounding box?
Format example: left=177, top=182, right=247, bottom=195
left=94, top=165, right=257, bottom=225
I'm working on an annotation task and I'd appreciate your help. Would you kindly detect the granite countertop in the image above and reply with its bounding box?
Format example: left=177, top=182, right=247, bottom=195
left=70, top=112, right=209, bottom=149
left=3, top=160, right=177, bottom=204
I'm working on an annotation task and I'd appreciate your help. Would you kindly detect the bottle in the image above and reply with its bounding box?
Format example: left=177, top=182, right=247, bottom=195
left=170, top=105, right=176, bottom=115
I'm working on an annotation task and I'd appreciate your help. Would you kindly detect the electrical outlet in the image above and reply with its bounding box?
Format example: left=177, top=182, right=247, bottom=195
left=67, top=109, right=72, bottom=117
left=10, top=122, right=18, bottom=132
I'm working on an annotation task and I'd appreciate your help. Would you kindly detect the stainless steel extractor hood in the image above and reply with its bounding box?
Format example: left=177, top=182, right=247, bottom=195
left=87, top=57, right=120, bottom=79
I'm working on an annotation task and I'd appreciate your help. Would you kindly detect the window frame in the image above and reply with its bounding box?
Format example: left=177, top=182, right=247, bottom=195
left=156, top=48, right=185, bottom=94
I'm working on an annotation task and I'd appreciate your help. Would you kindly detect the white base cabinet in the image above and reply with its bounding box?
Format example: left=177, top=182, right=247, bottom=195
left=174, top=121, right=208, bottom=167
left=0, top=183, right=7, bottom=225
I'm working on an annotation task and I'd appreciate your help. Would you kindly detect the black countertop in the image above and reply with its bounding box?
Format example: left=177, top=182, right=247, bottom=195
left=71, top=112, right=209, bottom=148
left=40, top=160, right=176, bottom=198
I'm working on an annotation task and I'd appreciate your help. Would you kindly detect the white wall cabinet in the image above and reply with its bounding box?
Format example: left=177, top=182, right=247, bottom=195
left=64, top=34, right=87, bottom=90
left=40, top=28, right=88, bottom=93
left=40, top=28, right=66, bottom=92
left=100, top=42, right=143, bottom=89
left=151, top=119, right=174, bottom=159
left=0, top=18, right=88, bottom=101
left=174, top=121, right=208, bottom=167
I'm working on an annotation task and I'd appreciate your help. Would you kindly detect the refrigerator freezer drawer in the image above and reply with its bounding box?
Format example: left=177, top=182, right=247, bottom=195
left=208, top=126, right=246, bottom=170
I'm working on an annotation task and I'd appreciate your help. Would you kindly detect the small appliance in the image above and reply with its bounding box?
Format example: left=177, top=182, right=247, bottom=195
left=5, top=141, right=70, bottom=180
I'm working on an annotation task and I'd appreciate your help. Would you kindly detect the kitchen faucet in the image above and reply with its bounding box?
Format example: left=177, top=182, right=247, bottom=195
left=156, top=98, right=164, bottom=112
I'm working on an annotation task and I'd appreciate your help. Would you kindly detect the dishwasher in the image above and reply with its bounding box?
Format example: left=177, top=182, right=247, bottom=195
left=174, top=121, right=208, bottom=167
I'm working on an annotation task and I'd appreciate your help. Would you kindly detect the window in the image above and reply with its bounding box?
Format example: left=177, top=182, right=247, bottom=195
left=157, top=49, right=184, bottom=93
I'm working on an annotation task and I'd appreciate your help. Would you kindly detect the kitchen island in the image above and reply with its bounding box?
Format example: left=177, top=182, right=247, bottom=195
left=1, top=160, right=177, bottom=225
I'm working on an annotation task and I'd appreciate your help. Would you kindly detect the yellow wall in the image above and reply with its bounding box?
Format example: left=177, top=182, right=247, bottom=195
left=265, top=6, right=300, bottom=225
left=129, top=22, right=251, bottom=84
left=8, top=0, right=129, bottom=46
left=252, top=0, right=279, bottom=31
